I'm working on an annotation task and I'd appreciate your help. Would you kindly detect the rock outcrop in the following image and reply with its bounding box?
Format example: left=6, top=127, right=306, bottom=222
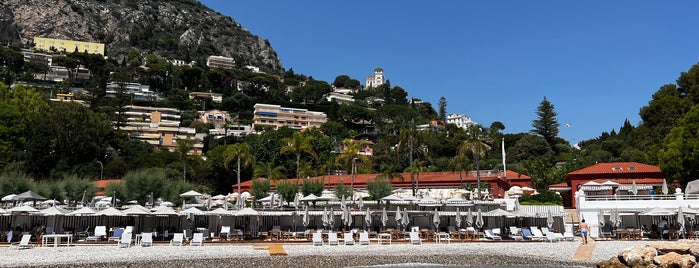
left=599, top=240, right=699, bottom=268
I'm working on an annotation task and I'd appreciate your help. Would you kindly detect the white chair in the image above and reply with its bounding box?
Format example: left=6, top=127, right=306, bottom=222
left=359, top=232, right=370, bottom=245
left=140, top=232, right=153, bottom=247
left=190, top=233, right=204, bottom=246
left=10, top=234, right=33, bottom=250
left=409, top=231, right=422, bottom=245
left=544, top=231, right=559, bottom=243
left=220, top=226, right=231, bottom=240
left=118, top=232, right=131, bottom=248
left=563, top=232, right=575, bottom=241
left=86, top=226, right=107, bottom=242
left=530, top=227, right=547, bottom=240
left=108, top=228, right=124, bottom=242
left=485, top=229, right=502, bottom=240
left=170, top=233, right=184, bottom=246
left=312, top=232, right=323, bottom=246
left=328, top=232, right=339, bottom=246
left=343, top=232, right=355, bottom=245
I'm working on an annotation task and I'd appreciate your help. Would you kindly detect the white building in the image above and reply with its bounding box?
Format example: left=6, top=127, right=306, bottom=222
left=324, top=92, right=355, bottom=105
left=365, top=67, right=385, bottom=89
left=253, top=103, right=327, bottom=131
left=105, top=82, right=163, bottom=101
left=207, top=55, right=236, bottom=69
left=447, top=113, right=476, bottom=130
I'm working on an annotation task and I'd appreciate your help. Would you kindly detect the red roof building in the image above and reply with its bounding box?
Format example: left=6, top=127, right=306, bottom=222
left=552, top=162, right=666, bottom=207
left=232, top=170, right=532, bottom=198
left=94, top=179, right=122, bottom=196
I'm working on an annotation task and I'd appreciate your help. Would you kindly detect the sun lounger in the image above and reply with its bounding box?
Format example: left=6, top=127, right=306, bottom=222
left=521, top=228, right=543, bottom=241
left=343, top=232, right=355, bottom=245
left=328, top=232, right=339, bottom=246
left=312, top=232, right=323, bottom=246
left=544, top=231, right=559, bottom=243
left=10, top=234, right=33, bottom=250
left=531, top=227, right=547, bottom=240
left=118, top=232, right=131, bottom=248
left=170, top=233, right=184, bottom=246
left=140, top=232, right=153, bottom=247
left=359, top=232, right=370, bottom=245
left=409, top=231, right=422, bottom=245
left=508, top=226, right=523, bottom=240
left=485, top=229, right=502, bottom=240
left=190, top=233, right=204, bottom=246
left=563, top=232, right=575, bottom=241
left=108, top=228, right=124, bottom=242
left=220, top=226, right=231, bottom=240
left=86, top=226, right=107, bottom=242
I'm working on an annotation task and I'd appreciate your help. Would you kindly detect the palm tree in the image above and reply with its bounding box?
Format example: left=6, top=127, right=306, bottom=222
left=336, top=139, right=371, bottom=195
left=253, top=161, right=286, bottom=181
left=175, top=138, right=197, bottom=182
left=223, top=143, right=255, bottom=194
left=280, top=131, right=317, bottom=184
left=395, top=119, right=426, bottom=196
left=457, top=125, right=491, bottom=200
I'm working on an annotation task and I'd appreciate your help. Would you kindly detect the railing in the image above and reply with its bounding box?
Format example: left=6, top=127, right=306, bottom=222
left=584, top=194, right=679, bottom=201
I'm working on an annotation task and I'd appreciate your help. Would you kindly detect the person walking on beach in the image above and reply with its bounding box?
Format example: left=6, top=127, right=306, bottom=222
left=579, top=219, right=589, bottom=244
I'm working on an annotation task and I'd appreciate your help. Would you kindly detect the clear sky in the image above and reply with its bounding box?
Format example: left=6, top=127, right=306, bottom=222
left=199, top=1, right=699, bottom=144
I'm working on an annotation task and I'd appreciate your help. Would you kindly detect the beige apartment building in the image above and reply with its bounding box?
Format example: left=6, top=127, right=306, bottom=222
left=120, top=105, right=204, bottom=155
left=253, top=103, right=327, bottom=131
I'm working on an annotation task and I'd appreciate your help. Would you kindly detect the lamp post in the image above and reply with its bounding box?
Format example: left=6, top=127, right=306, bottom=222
left=96, top=161, right=103, bottom=181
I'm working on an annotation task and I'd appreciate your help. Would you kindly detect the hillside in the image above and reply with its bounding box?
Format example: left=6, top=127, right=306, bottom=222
left=0, top=0, right=283, bottom=72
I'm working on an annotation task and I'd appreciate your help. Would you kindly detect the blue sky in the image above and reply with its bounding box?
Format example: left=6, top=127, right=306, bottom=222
left=199, top=1, right=699, bottom=144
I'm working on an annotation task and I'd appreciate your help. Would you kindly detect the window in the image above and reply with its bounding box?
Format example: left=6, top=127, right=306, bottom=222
left=612, top=167, right=622, bottom=171
left=628, top=166, right=636, bottom=171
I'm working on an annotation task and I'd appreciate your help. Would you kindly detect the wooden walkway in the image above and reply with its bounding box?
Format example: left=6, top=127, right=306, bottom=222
left=572, top=238, right=595, bottom=261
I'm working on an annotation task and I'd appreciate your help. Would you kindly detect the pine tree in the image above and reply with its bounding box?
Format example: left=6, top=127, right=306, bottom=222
left=531, top=96, right=560, bottom=146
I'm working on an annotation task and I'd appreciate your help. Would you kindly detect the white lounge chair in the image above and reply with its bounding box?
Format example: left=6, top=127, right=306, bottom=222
left=140, top=232, right=153, bottom=247
left=170, top=233, right=184, bottom=246
left=521, top=228, right=543, bottom=241
left=359, top=232, right=370, bottom=245
left=118, top=232, right=131, bottom=248
left=10, top=234, right=33, bottom=250
left=544, top=231, right=559, bottom=243
left=328, top=232, right=339, bottom=246
left=409, top=231, right=422, bottom=245
left=531, top=227, right=547, bottom=240
left=312, top=232, right=323, bottom=246
left=220, top=226, right=231, bottom=240
left=108, top=228, right=124, bottom=242
left=86, top=226, right=107, bottom=242
left=508, top=226, right=523, bottom=241
left=485, top=229, right=502, bottom=240
left=563, top=232, right=575, bottom=241
left=190, top=233, right=204, bottom=246
left=343, top=232, right=355, bottom=245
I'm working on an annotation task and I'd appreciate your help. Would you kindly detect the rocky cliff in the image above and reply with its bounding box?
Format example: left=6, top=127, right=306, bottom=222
left=0, top=0, right=283, bottom=72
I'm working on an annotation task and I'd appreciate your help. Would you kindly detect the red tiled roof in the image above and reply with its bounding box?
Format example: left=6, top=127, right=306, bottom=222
left=568, top=162, right=661, bottom=175
left=94, top=179, right=122, bottom=196
left=233, top=170, right=531, bottom=193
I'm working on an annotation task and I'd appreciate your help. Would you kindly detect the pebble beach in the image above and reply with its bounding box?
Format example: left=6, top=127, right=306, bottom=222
left=0, top=240, right=650, bottom=268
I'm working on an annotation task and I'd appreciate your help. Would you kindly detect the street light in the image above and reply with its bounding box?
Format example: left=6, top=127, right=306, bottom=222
left=96, top=161, right=103, bottom=181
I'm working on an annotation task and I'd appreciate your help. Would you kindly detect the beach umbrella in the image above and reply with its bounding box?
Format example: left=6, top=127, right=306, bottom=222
left=395, top=206, right=402, bottom=227
left=69, top=207, right=96, bottom=215
left=340, top=195, right=346, bottom=210
left=329, top=207, right=335, bottom=228
left=9, top=205, right=39, bottom=213
left=293, top=193, right=300, bottom=209
left=631, top=180, right=638, bottom=196
left=95, top=207, right=123, bottom=216
left=111, top=191, right=117, bottom=207
left=345, top=207, right=353, bottom=229
left=546, top=210, right=554, bottom=229
left=223, top=195, right=229, bottom=210
left=455, top=208, right=462, bottom=228
left=269, top=193, right=276, bottom=208
left=81, top=190, right=88, bottom=207
left=475, top=208, right=484, bottom=229
left=235, top=194, right=243, bottom=209
left=322, top=207, right=329, bottom=228
left=152, top=206, right=178, bottom=216
left=598, top=208, right=606, bottom=236
left=1, top=194, right=16, bottom=202
left=401, top=208, right=409, bottom=230
left=381, top=207, right=388, bottom=228
left=465, top=208, right=474, bottom=227
left=433, top=208, right=441, bottom=231
left=234, top=207, right=259, bottom=216
left=303, top=206, right=309, bottom=228
left=179, top=190, right=203, bottom=198
left=13, top=190, right=47, bottom=201
left=613, top=208, right=622, bottom=228
left=662, top=179, right=669, bottom=195
left=364, top=208, right=371, bottom=230
left=678, top=206, right=685, bottom=238
left=357, top=197, right=364, bottom=210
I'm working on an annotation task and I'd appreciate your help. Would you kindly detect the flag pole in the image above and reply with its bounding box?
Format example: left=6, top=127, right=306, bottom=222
left=502, top=138, right=507, bottom=178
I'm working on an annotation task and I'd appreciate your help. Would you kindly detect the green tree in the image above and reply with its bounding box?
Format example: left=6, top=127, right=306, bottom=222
left=334, top=183, right=352, bottom=200
left=175, top=138, right=196, bottom=182
left=659, top=105, right=699, bottom=187
left=223, top=143, right=255, bottom=194
left=61, top=175, right=97, bottom=206
left=301, top=178, right=324, bottom=197
left=253, top=162, right=286, bottom=181
left=366, top=177, right=392, bottom=201
left=438, top=96, right=447, bottom=122
left=251, top=178, right=270, bottom=207
left=276, top=180, right=299, bottom=205
left=458, top=125, right=491, bottom=200
left=335, top=138, right=371, bottom=194
left=280, top=131, right=317, bottom=184
left=531, top=97, right=560, bottom=147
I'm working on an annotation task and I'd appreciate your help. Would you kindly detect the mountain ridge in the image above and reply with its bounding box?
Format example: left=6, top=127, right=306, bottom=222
left=0, top=0, right=283, bottom=72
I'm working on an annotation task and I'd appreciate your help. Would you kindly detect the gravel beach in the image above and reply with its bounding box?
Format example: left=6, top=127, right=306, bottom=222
left=0, top=240, right=649, bottom=268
